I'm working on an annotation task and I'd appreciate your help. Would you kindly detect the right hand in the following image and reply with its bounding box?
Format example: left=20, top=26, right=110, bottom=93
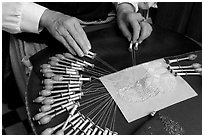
left=40, top=9, right=91, bottom=57
left=117, top=3, right=152, bottom=44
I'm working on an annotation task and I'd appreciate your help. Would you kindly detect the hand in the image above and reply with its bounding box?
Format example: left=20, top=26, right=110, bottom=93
left=117, top=3, right=152, bottom=43
left=40, top=9, right=91, bottom=57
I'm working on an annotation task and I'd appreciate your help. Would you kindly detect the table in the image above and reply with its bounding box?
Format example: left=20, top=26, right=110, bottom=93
left=26, top=22, right=202, bottom=135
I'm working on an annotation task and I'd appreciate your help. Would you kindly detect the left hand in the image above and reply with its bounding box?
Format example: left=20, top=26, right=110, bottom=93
left=117, top=3, right=152, bottom=43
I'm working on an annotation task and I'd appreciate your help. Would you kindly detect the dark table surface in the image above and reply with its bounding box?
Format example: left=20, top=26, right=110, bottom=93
left=26, top=22, right=202, bottom=135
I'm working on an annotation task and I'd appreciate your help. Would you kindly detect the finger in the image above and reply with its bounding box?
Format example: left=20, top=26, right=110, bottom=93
left=130, top=19, right=141, bottom=43
left=138, top=22, right=152, bottom=43
left=118, top=22, right=132, bottom=41
left=74, top=22, right=91, bottom=51
left=57, top=26, right=84, bottom=57
left=65, top=22, right=88, bottom=55
left=55, top=31, right=76, bottom=55
left=126, top=13, right=141, bottom=43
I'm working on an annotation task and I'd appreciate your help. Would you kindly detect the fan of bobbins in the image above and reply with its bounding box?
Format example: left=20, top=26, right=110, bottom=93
left=32, top=51, right=119, bottom=135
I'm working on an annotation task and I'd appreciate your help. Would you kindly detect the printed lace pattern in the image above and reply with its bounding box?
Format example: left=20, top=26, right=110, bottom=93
left=108, top=59, right=177, bottom=103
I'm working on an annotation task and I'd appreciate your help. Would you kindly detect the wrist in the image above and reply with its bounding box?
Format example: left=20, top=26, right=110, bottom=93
left=40, top=9, right=51, bottom=28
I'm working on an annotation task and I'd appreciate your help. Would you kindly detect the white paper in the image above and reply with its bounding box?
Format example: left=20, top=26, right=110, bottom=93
left=99, top=59, right=198, bottom=123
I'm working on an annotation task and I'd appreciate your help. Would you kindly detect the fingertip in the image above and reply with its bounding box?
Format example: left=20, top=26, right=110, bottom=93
left=78, top=51, right=84, bottom=57
left=87, top=44, right=91, bottom=50
left=138, top=40, right=142, bottom=44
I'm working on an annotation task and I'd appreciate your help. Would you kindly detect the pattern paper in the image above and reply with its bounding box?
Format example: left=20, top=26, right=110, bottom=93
left=100, top=59, right=198, bottom=123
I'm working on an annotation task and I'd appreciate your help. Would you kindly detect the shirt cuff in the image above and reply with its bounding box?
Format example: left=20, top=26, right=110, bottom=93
left=20, top=3, right=47, bottom=33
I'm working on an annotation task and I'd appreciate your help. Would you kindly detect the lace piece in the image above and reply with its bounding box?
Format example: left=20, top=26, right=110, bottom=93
left=138, top=113, right=185, bottom=135
left=158, top=114, right=185, bottom=135
left=116, top=73, right=161, bottom=102
left=111, top=59, right=176, bottom=103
